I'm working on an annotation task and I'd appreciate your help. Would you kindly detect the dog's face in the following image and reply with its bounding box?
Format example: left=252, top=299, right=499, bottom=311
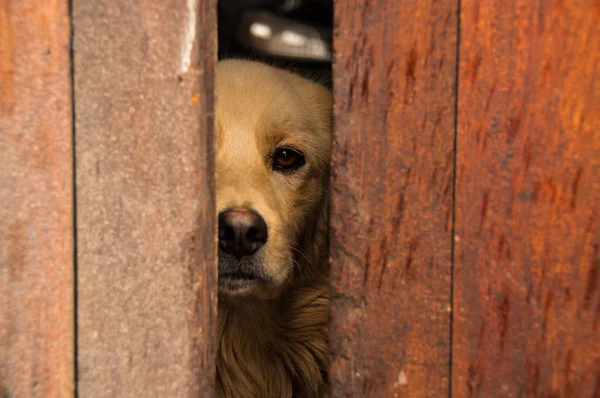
left=215, top=60, right=331, bottom=299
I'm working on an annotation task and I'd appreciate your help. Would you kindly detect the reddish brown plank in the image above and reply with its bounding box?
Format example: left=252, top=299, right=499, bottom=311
left=0, top=1, right=74, bottom=397
left=329, top=0, right=458, bottom=396
left=454, top=0, right=600, bottom=396
left=73, top=0, right=216, bottom=396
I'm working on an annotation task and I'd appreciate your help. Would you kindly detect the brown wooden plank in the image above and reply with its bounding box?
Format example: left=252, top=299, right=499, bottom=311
left=0, top=1, right=74, bottom=397
left=453, top=0, right=600, bottom=396
left=73, top=0, right=216, bottom=396
left=329, top=0, right=458, bottom=396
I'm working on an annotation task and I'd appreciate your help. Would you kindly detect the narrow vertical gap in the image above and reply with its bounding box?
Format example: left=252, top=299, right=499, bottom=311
left=68, top=0, right=78, bottom=396
left=449, top=0, right=461, bottom=397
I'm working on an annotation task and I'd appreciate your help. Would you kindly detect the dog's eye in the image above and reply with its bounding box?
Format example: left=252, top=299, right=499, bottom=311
left=273, top=148, right=305, bottom=171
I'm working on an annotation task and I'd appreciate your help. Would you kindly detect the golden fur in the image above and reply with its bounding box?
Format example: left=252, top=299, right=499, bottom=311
left=215, top=60, right=332, bottom=397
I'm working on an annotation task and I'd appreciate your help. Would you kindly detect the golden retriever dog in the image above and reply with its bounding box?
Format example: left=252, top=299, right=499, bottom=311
left=215, top=59, right=331, bottom=398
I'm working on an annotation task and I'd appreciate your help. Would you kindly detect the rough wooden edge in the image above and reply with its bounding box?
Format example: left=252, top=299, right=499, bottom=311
left=0, top=1, right=75, bottom=396
left=73, top=0, right=216, bottom=395
left=329, top=0, right=458, bottom=396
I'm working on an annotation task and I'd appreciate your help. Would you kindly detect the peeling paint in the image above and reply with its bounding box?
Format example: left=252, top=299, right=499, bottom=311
left=180, top=0, right=197, bottom=73
left=395, top=370, right=407, bottom=387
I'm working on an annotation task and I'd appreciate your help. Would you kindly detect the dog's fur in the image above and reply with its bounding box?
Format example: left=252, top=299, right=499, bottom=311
left=215, top=60, right=332, bottom=398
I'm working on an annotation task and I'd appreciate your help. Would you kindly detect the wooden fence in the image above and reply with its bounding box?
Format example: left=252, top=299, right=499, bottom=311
left=1, top=0, right=598, bottom=397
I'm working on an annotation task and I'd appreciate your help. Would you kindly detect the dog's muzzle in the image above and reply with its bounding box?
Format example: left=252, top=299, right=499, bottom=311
left=218, top=208, right=268, bottom=291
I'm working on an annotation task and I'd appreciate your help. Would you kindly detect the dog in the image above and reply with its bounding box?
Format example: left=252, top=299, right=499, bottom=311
left=215, top=59, right=332, bottom=398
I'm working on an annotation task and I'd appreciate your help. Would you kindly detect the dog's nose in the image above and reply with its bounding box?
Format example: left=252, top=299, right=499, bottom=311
left=218, top=208, right=268, bottom=260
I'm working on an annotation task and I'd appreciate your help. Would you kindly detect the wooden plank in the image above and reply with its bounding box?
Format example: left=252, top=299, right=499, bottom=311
left=73, top=0, right=216, bottom=396
left=454, top=0, right=600, bottom=396
left=329, top=0, right=458, bottom=396
left=0, top=1, right=74, bottom=397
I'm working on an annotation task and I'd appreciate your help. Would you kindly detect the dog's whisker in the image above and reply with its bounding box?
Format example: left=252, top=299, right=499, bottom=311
left=291, top=243, right=314, bottom=268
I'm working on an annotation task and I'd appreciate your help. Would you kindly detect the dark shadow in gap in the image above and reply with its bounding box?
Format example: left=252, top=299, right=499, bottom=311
left=218, top=0, right=333, bottom=88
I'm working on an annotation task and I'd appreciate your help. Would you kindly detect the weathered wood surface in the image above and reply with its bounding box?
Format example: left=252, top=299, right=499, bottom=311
left=73, top=0, right=217, bottom=396
left=454, top=0, right=600, bottom=396
left=329, top=0, right=458, bottom=396
left=0, top=1, right=74, bottom=397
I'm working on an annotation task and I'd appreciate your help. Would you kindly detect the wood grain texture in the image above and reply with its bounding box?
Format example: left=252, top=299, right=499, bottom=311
left=329, top=0, right=458, bottom=396
left=454, top=0, right=600, bottom=396
left=73, top=0, right=217, bottom=396
left=0, top=1, right=74, bottom=397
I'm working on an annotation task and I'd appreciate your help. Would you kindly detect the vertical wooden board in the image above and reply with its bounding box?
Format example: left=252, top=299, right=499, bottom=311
left=330, top=0, right=458, bottom=396
left=454, top=0, right=600, bottom=396
left=0, top=1, right=74, bottom=397
left=73, top=0, right=216, bottom=396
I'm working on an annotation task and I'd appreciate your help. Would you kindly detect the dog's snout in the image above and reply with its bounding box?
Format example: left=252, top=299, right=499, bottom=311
left=218, top=208, right=268, bottom=260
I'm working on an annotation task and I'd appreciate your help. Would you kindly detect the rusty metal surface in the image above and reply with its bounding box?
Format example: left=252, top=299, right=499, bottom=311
left=73, top=0, right=216, bottom=396
left=329, top=0, right=458, bottom=396
left=453, top=0, right=600, bottom=396
left=0, top=1, right=74, bottom=397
